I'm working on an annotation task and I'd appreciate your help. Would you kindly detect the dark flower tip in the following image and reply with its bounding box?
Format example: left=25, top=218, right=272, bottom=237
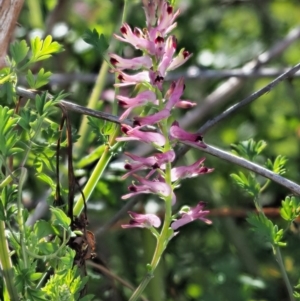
left=195, top=135, right=203, bottom=142
left=133, top=120, right=142, bottom=127
left=155, top=36, right=164, bottom=44
left=118, top=100, right=126, bottom=107
left=155, top=75, right=164, bottom=83
left=167, top=5, right=173, bottom=14
left=183, top=50, right=190, bottom=59
left=121, top=125, right=129, bottom=134
left=120, top=25, right=127, bottom=34
left=118, top=74, right=124, bottom=81
left=134, top=27, right=141, bottom=37
left=124, top=163, right=132, bottom=170
left=172, top=36, right=177, bottom=48
left=110, top=58, right=118, bottom=65
left=152, top=163, right=159, bottom=169
left=128, top=185, right=137, bottom=192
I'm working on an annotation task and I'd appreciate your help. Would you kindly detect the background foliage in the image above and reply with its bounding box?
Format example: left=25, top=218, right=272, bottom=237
left=2, top=0, right=300, bottom=300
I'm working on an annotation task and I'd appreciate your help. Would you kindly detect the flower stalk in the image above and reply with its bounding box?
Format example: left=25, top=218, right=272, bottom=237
left=109, top=1, right=213, bottom=299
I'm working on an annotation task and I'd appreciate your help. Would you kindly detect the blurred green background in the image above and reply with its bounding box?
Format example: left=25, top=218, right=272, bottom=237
left=14, top=0, right=300, bottom=300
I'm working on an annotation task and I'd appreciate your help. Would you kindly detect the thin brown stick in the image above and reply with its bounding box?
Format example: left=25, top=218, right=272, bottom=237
left=87, top=261, right=150, bottom=301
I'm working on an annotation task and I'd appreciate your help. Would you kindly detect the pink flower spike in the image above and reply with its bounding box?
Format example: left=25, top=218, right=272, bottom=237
left=167, top=49, right=193, bottom=72
left=169, top=121, right=206, bottom=148
left=116, top=125, right=166, bottom=146
left=122, top=175, right=172, bottom=201
left=171, top=202, right=212, bottom=230
left=133, top=109, right=170, bottom=128
left=117, top=90, right=157, bottom=120
left=171, top=158, right=214, bottom=182
left=122, top=150, right=175, bottom=179
left=122, top=211, right=161, bottom=229
left=114, top=23, right=155, bottom=54
left=115, top=71, right=151, bottom=87
left=109, top=53, right=152, bottom=70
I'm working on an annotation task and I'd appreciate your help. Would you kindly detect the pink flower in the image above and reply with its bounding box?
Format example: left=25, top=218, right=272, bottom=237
left=115, top=71, right=151, bottom=87
left=169, top=121, right=206, bottom=148
left=116, top=124, right=166, bottom=146
left=171, top=158, right=213, bottom=182
left=122, top=150, right=175, bottom=179
left=142, top=0, right=157, bottom=27
left=167, top=49, right=192, bottom=72
left=164, top=78, right=185, bottom=110
left=149, top=70, right=164, bottom=90
left=174, top=100, right=197, bottom=109
left=122, top=211, right=161, bottom=229
left=114, top=23, right=156, bottom=54
left=133, top=109, right=170, bottom=128
left=117, top=90, right=157, bottom=120
left=156, top=3, right=180, bottom=37
left=122, top=175, right=176, bottom=204
left=109, top=53, right=152, bottom=70
left=171, top=202, right=212, bottom=230
left=158, top=35, right=177, bottom=76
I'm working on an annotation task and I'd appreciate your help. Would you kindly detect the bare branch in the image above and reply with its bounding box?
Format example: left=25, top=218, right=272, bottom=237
left=16, top=87, right=131, bottom=126
left=187, top=142, right=300, bottom=196
left=0, top=0, right=25, bottom=68
left=198, top=62, right=300, bottom=134
left=16, top=67, right=300, bottom=86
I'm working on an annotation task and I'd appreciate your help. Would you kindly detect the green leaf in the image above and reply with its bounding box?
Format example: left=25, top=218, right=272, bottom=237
left=35, top=92, right=48, bottom=115
left=10, top=40, right=29, bottom=65
left=34, top=220, right=55, bottom=240
left=265, top=155, right=287, bottom=175
left=0, top=67, right=15, bottom=84
left=26, top=69, right=51, bottom=89
left=30, top=35, right=63, bottom=63
left=37, top=173, right=55, bottom=188
left=231, top=139, right=267, bottom=161
left=29, top=272, right=43, bottom=281
left=50, top=207, right=71, bottom=229
left=280, top=196, right=300, bottom=222
left=83, top=29, right=109, bottom=55
left=26, top=288, right=49, bottom=301
left=230, top=172, right=260, bottom=197
left=38, top=241, right=58, bottom=255
left=0, top=199, right=5, bottom=221
left=247, top=213, right=285, bottom=246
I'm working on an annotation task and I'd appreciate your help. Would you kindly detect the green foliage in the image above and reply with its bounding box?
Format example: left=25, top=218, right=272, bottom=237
left=230, top=172, right=260, bottom=197
left=247, top=213, right=286, bottom=247
left=83, top=29, right=109, bottom=56
left=26, top=69, right=52, bottom=89
left=9, top=40, right=29, bottom=65
left=280, top=196, right=300, bottom=222
left=231, top=139, right=267, bottom=161
left=265, top=155, right=287, bottom=175
left=87, top=116, right=115, bottom=142
left=29, top=36, right=63, bottom=65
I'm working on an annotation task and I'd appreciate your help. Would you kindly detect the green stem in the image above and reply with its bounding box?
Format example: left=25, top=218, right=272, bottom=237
left=75, top=60, right=110, bottom=157
left=274, top=246, right=295, bottom=301
left=27, top=0, right=43, bottom=28
left=129, top=137, right=173, bottom=301
left=73, top=135, right=120, bottom=216
left=17, top=167, right=29, bottom=269
left=0, top=221, right=19, bottom=301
